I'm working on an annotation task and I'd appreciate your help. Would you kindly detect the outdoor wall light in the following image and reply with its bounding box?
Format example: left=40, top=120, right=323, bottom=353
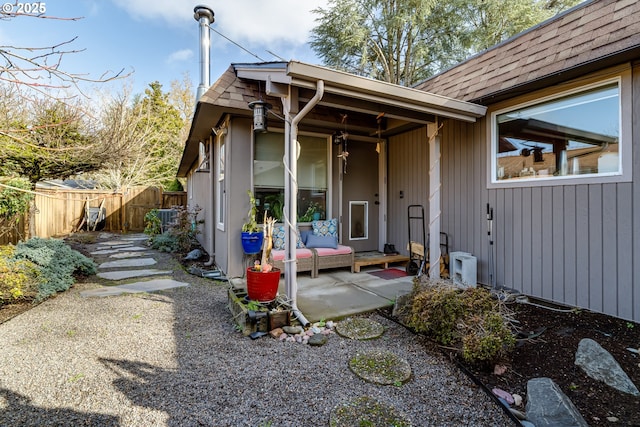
left=248, top=100, right=272, bottom=133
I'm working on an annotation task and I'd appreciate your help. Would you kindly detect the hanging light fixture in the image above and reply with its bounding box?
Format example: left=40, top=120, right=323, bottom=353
left=248, top=100, right=272, bottom=133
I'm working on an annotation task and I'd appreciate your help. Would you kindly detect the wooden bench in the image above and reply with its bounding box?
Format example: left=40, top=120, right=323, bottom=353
left=353, top=253, right=409, bottom=273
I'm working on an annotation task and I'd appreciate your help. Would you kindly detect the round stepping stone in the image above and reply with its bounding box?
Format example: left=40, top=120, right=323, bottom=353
left=348, top=349, right=411, bottom=385
left=330, top=396, right=411, bottom=427
left=335, top=317, right=384, bottom=340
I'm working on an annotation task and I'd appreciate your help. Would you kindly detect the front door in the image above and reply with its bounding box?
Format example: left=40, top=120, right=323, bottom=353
left=340, top=141, right=379, bottom=252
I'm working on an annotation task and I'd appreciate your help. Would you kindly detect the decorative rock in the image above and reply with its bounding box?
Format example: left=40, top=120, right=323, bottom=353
left=283, top=325, right=304, bottom=335
left=335, top=317, right=384, bottom=340
left=575, top=338, right=640, bottom=396
left=311, top=326, right=322, bottom=334
left=279, top=333, right=288, bottom=341
left=269, top=328, right=284, bottom=338
left=526, top=377, right=589, bottom=427
left=308, top=333, right=328, bottom=347
left=509, top=408, right=526, bottom=420
left=325, top=320, right=335, bottom=329
left=305, top=330, right=314, bottom=336
left=512, top=393, right=523, bottom=406
left=497, top=397, right=509, bottom=408
left=492, top=387, right=514, bottom=404
left=184, top=248, right=202, bottom=260
left=607, top=416, right=619, bottom=422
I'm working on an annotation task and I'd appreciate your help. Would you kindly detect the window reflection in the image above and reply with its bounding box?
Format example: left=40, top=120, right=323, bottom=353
left=495, top=83, right=620, bottom=181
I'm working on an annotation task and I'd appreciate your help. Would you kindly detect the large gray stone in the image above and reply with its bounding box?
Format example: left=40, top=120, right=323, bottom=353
left=526, top=377, right=588, bottom=427
left=575, top=338, right=640, bottom=396
left=98, top=258, right=157, bottom=269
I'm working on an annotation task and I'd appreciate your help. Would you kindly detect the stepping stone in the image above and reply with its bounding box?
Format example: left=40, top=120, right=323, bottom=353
left=349, top=349, right=411, bottom=385
left=335, top=317, right=384, bottom=340
left=330, top=396, right=411, bottom=427
left=98, top=258, right=157, bottom=269
left=98, top=240, right=134, bottom=247
left=109, top=252, right=150, bottom=259
left=80, top=278, right=189, bottom=297
left=97, top=269, right=172, bottom=280
left=91, top=246, right=148, bottom=255
left=121, top=235, right=148, bottom=241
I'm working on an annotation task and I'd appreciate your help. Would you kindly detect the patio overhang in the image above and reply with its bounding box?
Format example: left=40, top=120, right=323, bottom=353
left=236, top=61, right=486, bottom=124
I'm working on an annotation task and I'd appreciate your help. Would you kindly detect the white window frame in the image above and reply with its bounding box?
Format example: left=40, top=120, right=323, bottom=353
left=488, top=73, right=632, bottom=188
left=216, top=131, right=226, bottom=231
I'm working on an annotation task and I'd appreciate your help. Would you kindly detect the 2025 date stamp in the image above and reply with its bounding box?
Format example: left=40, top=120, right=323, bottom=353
left=2, top=2, right=47, bottom=14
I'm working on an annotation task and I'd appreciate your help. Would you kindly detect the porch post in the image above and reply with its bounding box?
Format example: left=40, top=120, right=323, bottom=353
left=428, top=122, right=442, bottom=279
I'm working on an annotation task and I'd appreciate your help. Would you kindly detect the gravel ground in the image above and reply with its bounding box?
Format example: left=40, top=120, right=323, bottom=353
left=0, top=236, right=514, bottom=427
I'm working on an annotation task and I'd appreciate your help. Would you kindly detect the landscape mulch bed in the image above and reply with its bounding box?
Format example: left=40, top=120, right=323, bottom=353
left=462, top=301, right=640, bottom=427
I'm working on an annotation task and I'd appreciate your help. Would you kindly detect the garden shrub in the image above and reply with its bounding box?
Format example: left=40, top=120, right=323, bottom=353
left=149, top=232, right=179, bottom=253
left=0, top=245, right=39, bottom=304
left=148, top=205, right=203, bottom=254
left=13, top=238, right=97, bottom=301
left=144, top=209, right=162, bottom=236
left=404, top=282, right=515, bottom=364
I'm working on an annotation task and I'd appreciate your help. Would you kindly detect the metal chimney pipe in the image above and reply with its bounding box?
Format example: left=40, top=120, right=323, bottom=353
left=193, top=5, right=214, bottom=102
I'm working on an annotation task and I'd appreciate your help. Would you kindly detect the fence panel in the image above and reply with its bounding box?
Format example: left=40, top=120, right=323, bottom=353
left=26, top=187, right=186, bottom=238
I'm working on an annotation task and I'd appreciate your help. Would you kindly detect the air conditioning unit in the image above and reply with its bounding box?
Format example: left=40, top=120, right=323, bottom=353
left=157, top=209, right=177, bottom=231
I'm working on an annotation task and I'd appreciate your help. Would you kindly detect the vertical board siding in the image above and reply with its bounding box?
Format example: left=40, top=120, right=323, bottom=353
left=602, top=183, right=618, bottom=315
left=437, top=116, right=639, bottom=322
left=616, top=183, right=633, bottom=319
left=564, top=186, right=577, bottom=307
left=388, top=128, right=429, bottom=256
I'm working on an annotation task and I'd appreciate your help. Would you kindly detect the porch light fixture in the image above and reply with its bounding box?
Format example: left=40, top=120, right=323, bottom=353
left=248, top=100, right=272, bottom=133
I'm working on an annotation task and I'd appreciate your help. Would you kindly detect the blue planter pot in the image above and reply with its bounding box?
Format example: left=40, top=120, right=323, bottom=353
left=241, top=232, right=264, bottom=254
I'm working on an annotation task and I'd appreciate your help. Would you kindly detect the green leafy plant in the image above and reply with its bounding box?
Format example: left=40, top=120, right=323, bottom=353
left=0, top=245, right=39, bottom=304
left=242, top=190, right=260, bottom=233
left=0, top=177, right=33, bottom=222
left=143, top=209, right=163, bottom=236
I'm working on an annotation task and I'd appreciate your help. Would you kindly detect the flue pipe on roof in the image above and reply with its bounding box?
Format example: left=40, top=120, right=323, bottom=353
left=194, top=5, right=214, bottom=102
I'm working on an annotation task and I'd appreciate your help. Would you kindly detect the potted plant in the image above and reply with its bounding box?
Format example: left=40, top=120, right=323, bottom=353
left=246, top=215, right=280, bottom=302
left=241, top=190, right=264, bottom=254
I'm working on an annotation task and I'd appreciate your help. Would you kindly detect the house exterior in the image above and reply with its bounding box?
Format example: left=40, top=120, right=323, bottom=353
left=178, top=0, right=640, bottom=322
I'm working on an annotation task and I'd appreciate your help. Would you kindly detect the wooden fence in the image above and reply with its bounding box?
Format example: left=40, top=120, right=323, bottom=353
left=2, top=187, right=186, bottom=243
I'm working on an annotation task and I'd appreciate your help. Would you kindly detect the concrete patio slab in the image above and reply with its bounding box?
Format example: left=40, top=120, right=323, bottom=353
left=225, top=268, right=415, bottom=322
left=97, top=269, right=173, bottom=280
left=80, top=278, right=189, bottom=297
left=98, top=258, right=157, bottom=269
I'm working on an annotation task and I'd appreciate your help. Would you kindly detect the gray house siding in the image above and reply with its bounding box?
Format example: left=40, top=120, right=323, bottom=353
left=430, top=64, right=640, bottom=322
left=387, top=127, right=430, bottom=257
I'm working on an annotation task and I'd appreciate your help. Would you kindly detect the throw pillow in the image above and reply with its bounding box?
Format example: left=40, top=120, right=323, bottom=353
left=312, top=218, right=338, bottom=237
left=272, top=225, right=305, bottom=250
left=305, top=234, right=338, bottom=249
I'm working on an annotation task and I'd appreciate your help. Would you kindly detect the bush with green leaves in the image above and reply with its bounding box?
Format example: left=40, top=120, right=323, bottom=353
left=149, top=232, right=179, bottom=253
left=13, top=237, right=97, bottom=301
left=144, top=209, right=163, bottom=236
left=0, top=177, right=33, bottom=222
left=403, top=283, right=515, bottom=364
left=0, top=245, right=39, bottom=304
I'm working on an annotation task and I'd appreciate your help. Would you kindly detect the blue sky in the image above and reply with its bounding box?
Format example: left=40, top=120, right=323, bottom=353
left=2, top=0, right=325, bottom=97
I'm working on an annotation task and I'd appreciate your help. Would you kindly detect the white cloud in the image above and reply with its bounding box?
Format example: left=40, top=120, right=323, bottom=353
left=111, top=0, right=326, bottom=46
left=167, top=49, right=193, bottom=63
